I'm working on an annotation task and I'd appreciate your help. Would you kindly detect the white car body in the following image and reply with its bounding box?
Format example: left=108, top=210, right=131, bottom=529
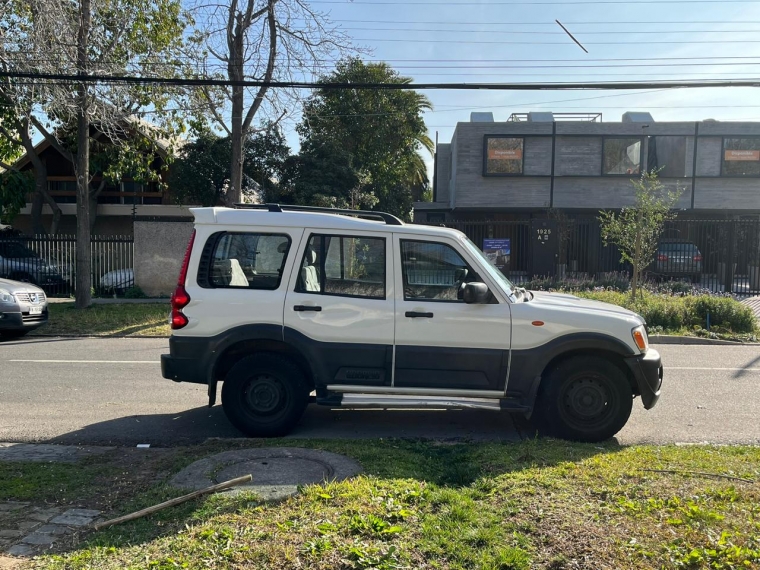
left=162, top=206, right=663, bottom=442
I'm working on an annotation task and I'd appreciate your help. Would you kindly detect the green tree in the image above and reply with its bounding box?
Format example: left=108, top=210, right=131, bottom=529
left=297, top=58, right=433, bottom=219
left=599, top=171, right=682, bottom=300
left=0, top=107, right=29, bottom=224
left=279, top=139, right=372, bottom=209
left=171, top=128, right=289, bottom=207
left=0, top=0, right=190, bottom=307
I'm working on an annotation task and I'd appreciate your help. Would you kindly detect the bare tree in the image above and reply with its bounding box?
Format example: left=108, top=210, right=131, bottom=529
left=188, top=0, right=356, bottom=205
left=0, top=0, right=189, bottom=307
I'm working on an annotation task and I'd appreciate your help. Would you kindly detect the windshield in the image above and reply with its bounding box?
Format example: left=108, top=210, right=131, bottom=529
left=460, top=236, right=515, bottom=296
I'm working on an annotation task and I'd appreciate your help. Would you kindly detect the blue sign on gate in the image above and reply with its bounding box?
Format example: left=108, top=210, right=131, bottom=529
left=483, top=238, right=511, bottom=271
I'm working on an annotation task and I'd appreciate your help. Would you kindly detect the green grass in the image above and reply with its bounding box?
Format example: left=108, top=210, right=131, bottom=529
left=10, top=440, right=760, bottom=570
left=34, top=302, right=170, bottom=337
left=577, top=290, right=759, bottom=341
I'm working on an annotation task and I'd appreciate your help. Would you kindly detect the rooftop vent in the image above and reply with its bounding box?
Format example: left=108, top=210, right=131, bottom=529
left=470, top=112, right=494, bottom=122
left=622, top=112, right=655, bottom=123
left=509, top=112, right=602, bottom=122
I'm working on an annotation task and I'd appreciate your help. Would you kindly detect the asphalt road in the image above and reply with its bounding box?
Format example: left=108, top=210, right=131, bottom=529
left=0, top=337, right=758, bottom=446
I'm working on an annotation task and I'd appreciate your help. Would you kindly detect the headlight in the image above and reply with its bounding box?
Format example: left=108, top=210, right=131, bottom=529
left=632, top=325, right=648, bottom=353
left=0, top=289, right=14, bottom=303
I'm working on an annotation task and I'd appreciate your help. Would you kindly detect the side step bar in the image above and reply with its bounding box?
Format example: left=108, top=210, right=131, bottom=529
left=316, top=393, right=530, bottom=413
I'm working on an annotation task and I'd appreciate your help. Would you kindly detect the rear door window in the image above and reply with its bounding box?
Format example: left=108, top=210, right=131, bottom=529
left=296, top=234, right=386, bottom=299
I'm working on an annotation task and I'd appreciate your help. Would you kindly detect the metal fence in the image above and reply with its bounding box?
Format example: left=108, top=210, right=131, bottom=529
left=0, top=234, right=134, bottom=297
left=441, top=217, right=760, bottom=295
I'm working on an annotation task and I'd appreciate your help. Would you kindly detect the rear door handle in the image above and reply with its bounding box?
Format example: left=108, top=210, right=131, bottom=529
left=405, top=311, right=434, bottom=318
left=294, top=305, right=322, bottom=312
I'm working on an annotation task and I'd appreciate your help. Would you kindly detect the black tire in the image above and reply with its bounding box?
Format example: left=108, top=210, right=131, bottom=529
left=221, top=353, right=309, bottom=437
left=534, top=356, right=633, bottom=443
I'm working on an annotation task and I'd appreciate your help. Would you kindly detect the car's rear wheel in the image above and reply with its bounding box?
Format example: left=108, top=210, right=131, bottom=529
left=221, top=353, right=310, bottom=437
left=534, top=356, right=633, bottom=442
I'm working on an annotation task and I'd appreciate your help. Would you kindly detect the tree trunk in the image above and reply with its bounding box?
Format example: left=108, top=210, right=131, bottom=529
left=226, top=12, right=245, bottom=207
left=631, top=211, right=643, bottom=301
left=74, top=0, right=92, bottom=309
left=30, top=186, right=45, bottom=235
left=229, top=88, right=244, bottom=206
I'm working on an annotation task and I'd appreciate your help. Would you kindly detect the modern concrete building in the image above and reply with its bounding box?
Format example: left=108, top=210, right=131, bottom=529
left=415, top=111, right=760, bottom=224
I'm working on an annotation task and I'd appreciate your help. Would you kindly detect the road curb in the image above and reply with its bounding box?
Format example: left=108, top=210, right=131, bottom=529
left=649, top=335, right=760, bottom=346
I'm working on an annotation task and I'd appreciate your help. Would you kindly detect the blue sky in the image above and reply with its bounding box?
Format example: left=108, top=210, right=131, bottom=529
left=276, top=0, right=760, bottom=173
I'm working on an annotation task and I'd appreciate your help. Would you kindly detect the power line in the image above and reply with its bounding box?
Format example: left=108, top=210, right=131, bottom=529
left=311, top=0, right=760, bottom=4
left=3, top=70, right=760, bottom=90
left=341, top=27, right=760, bottom=34
left=330, top=19, right=760, bottom=25
left=353, top=38, right=760, bottom=45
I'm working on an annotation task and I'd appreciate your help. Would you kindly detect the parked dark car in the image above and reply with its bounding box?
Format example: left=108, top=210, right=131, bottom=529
left=654, top=240, right=703, bottom=282
left=0, top=240, right=65, bottom=287
left=0, top=277, right=49, bottom=338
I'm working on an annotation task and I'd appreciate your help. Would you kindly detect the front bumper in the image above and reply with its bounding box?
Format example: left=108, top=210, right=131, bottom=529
left=0, top=309, right=48, bottom=331
left=624, top=349, right=663, bottom=409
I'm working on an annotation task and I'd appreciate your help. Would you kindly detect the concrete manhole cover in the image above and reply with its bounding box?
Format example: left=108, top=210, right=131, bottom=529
left=170, top=447, right=362, bottom=501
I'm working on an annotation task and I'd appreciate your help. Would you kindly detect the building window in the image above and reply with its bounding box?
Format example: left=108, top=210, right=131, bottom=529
left=723, top=138, right=760, bottom=177
left=48, top=181, right=77, bottom=203
left=484, top=136, right=524, bottom=176
left=648, top=136, right=687, bottom=177
left=603, top=137, right=642, bottom=176
left=296, top=234, right=386, bottom=300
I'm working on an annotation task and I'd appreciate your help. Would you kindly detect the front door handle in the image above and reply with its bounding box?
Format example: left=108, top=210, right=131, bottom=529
left=294, top=305, right=322, bottom=312
left=405, top=311, right=434, bottom=318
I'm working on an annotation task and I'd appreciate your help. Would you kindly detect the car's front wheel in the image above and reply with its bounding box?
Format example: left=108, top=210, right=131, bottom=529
left=221, top=353, right=310, bottom=437
left=534, top=356, right=633, bottom=442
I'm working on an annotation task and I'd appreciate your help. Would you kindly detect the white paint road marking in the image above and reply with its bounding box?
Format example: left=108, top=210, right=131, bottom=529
left=8, top=360, right=159, bottom=364
left=669, top=367, right=760, bottom=372
left=5, top=362, right=760, bottom=372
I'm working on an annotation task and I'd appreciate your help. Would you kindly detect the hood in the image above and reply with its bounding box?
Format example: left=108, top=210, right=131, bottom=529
left=0, top=278, right=46, bottom=294
left=528, top=291, right=644, bottom=323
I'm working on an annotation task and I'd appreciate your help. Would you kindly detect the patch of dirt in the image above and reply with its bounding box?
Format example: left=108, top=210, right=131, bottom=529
left=0, top=555, right=21, bottom=569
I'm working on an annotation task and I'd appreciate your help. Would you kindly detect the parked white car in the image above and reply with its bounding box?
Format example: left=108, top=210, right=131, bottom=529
left=100, top=268, right=134, bottom=292
left=161, top=205, right=663, bottom=442
left=0, top=277, right=49, bottom=337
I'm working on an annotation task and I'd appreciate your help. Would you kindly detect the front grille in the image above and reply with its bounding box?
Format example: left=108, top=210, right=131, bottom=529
left=14, top=292, right=47, bottom=303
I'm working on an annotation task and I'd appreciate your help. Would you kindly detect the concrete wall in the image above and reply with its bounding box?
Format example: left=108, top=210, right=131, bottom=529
left=134, top=220, right=194, bottom=297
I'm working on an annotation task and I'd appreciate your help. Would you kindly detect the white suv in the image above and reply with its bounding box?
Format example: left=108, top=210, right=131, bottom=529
left=161, top=205, right=663, bottom=442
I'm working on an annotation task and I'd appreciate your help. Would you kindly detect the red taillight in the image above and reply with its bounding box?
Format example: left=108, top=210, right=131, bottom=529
left=658, top=254, right=668, bottom=262
left=693, top=255, right=702, bottom=262
left=171, top=230, right=196, bottom=330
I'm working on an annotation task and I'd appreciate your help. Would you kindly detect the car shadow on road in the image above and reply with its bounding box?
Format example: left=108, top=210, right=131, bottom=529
left=0, top=336, right=80, bottom=345
left=49, top=404, right=543, bottom=447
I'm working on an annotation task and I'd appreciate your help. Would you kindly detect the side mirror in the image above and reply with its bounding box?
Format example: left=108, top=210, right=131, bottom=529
left=462, top=282, right=490, bottom=304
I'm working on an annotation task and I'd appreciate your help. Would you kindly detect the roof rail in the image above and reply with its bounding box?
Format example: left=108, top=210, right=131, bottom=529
left=232, top=203, right=404, bottom=226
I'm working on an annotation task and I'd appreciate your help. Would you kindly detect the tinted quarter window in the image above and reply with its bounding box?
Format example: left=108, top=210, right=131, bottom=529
left=297, top=234, right=386, bottom=299
left=723, top=138, right=760, bottom=176
left=208, top=233, right=290, bottom=289
left=603, top=137, right=642, bottom=175
left=401, top=240, right=477, bottom=302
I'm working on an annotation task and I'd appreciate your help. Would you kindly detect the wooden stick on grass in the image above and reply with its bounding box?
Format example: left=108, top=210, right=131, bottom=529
left=93, top=474, right=253, bottom=531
